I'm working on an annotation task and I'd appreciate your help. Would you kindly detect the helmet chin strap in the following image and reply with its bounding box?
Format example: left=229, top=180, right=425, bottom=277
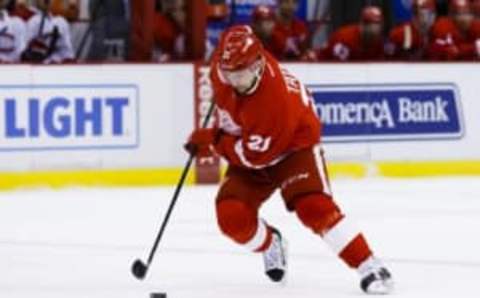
left=240, top=75, right=261, bottom=96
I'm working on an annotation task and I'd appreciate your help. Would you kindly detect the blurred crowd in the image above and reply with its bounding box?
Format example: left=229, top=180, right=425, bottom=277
left=1, top=0, right=480, bottom=64
left=0, top=0, right=131, bottom=63
left=157, top=0, right=480, bottom=62
left=219, top=0, right=480, bottom=62
left=0, top=0, right=77, bottom=63
left=270, top=0, right=480, bottom=61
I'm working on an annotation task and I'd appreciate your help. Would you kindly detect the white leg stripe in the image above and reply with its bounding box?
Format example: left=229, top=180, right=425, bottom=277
left=313, top=145, right=332, bottom=196
left=244, top=219, right=268, bottom=251
left=322, top=217, right=361, bottom=255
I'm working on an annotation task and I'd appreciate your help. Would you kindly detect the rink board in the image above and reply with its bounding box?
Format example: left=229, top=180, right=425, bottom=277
left=0, top=63, right=479, bottom=189
left=1, top=160, right=480, bottom=190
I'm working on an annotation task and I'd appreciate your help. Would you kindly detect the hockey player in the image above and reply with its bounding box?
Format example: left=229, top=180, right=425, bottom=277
left=388, top=0, right=437, bottom=60
left=185, top=25, right=394, bottom=294
left=0, top=0, right=27, bottom=63
left=23, top=0, right=74, bottom=63
left=428, top=0, right=480, bottom=60
left=318, top=6, right=385, bottom=61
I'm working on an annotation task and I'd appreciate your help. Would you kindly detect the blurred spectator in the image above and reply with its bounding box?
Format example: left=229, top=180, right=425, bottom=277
left=388, top=0, right=437, bottom=60
left=318, top=6, right=385, bottom=61
left=0, top=0, right=27, bottom=63
left=473, top=0, right=480, bottom=19
left=429, top=0, right=480, bottom=60
left=88, top=0, right=130, bottom=62
left=50, top=0, right=79, bottom=22
left=330, top=0, right=394, bottom=35
left=270, top=0, right=310, bottom=60
left=11, top=0, right=36, bottom=21
left=129, top=0, right=154, bottom=62
left=22, top=0, right=74, bottom=63
left=11, top=0, right=78, bottom=21
left=152, top=0, right=186, bottom=62
left=251, top=5, right=277, bottom=56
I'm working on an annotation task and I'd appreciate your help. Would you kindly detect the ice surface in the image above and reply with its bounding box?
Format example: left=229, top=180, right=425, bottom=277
left=1, top=177, right=480, bottom=298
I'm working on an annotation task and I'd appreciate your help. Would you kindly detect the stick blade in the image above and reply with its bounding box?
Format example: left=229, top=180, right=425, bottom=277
left=131, top=259, right=148, bottom=280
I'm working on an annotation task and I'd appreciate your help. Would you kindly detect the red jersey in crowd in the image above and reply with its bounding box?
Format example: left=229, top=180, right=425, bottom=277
left=152, top=13, right=185, bottom=61
left=319, top=25, right=385, bottom=61
left=428, top=17, right=480, bottom=60
left=269, top=19, right=310, bottom=60
left=388, top=22, right=429, bottom=60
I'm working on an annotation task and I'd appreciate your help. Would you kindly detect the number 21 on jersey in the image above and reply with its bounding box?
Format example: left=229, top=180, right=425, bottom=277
left=247, top=135, right=271, bottom=152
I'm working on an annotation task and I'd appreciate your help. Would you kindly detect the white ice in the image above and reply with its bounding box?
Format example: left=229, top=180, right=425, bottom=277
left=1, top=177, right=480, bottom=298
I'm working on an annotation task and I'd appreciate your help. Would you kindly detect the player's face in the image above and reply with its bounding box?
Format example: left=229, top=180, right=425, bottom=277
left=453, top=11, right=474, bottom=31
left=221, top=57, right=265, bottom=95
left=279, top=0, right=298, bottom=19
left=415, top=9, right=436, bottom=31
left=361, top=23, right=383, bottom=43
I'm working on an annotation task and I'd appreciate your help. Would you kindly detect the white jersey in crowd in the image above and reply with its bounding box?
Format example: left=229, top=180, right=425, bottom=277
left=26, top=12, right=74, bottom=64
left=0, top=10, right=27, bottom=63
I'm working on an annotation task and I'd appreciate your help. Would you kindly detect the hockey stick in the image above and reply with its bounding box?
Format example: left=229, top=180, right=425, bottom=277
left=43, top=25, right=60, bottom=59
left=75, top=0, right=103, bottom=59
left=22, top=11, right=46, bottom=62
left=22, top=0, right=56, bottom=62
left=131, top=100, right=216, bottom=280
left=38, top=8, right=47, bottom=36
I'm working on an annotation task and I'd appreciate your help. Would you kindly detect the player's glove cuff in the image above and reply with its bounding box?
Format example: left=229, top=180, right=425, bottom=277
left=184, top=128, right=224, bottom=156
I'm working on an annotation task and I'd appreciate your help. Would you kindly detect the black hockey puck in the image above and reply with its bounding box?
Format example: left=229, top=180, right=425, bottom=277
left=150, top=292, right=167, bottom=298
left=131, top=259, right=147, bottom=280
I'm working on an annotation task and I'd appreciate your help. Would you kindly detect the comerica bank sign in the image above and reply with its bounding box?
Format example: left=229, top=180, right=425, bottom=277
left=307, top=83, right=464, bottom=143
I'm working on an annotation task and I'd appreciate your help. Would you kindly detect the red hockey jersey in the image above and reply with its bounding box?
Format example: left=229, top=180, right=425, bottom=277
left=210, top=51, right=321, bottom=169
left=319, top=24, right=385, bottom=61
left=428, top=17, right=480, bottom=60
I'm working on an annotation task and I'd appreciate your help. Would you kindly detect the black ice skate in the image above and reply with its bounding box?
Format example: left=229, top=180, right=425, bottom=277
left=262, top=227, right=288, bottom=283
left=358, top=257, right=394, bottom=295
